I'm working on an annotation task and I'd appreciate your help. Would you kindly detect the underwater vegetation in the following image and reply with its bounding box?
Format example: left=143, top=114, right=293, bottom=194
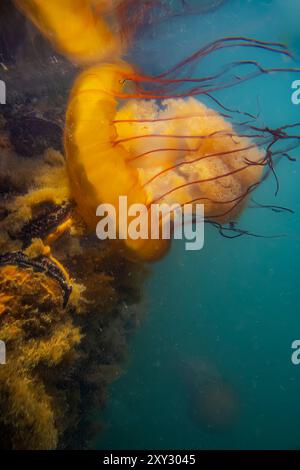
left=0, top=117, right=147, bottom=449
left=0, top=0, right=300, bottom=449
left=0, top=1, right=147, bottom=449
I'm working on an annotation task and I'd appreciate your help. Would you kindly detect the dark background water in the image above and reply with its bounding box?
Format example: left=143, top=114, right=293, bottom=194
left=95, top=0, right=300, bottom=450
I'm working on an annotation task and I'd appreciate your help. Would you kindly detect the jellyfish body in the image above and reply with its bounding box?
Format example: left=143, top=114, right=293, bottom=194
left=14, top=0, right=122, bottom=65
left=65, top=62, right=171, bottom=261
left=14, top=0, right=286, bottom=262
left=65, top=62, right=263, bottom=261
left=177, top=355, right=239, bottom=432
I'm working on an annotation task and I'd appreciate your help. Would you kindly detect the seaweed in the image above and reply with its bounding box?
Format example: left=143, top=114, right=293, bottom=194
left=0, top=142, right=147, bottom=448
left=0, top=6, right=148, bottom=446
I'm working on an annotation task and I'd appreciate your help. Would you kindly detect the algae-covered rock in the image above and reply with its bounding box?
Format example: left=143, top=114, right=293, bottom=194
left=0, top=125, right=146, bottom=449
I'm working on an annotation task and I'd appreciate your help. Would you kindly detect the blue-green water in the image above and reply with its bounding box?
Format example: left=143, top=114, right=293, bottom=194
left=96, top=0, right=300, bottom=450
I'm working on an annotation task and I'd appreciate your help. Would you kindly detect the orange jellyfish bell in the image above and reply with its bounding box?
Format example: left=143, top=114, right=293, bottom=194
left=65, top=62, right=171, bottom=261
left=64, top=62, right=264, bottom=261
left=14, top=0, right=122, bottom=65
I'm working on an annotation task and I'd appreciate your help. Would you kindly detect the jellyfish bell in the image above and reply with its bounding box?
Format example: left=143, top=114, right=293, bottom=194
left=14, top=0, right=123, bottom=65
left=65, top=62, right=171, bottom=261
left=177, top=355, right=239, bottom=433
left=190, top=379, right=239, bottom=433
left=64, top=61, right=264, bottom=261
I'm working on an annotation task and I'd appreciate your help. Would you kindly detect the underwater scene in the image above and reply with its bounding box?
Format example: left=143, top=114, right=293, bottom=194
left=0, top=0, right=300, bottom=453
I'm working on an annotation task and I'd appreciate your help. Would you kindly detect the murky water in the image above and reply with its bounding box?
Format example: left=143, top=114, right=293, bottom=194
left=95, top=0, right=300, bottom=450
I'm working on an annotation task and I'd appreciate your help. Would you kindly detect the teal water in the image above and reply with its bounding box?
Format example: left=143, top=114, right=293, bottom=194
left=96, top=0, right=300, bottom=450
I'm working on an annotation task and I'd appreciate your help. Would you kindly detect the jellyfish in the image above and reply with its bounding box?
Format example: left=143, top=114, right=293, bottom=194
left=65, top=61, right=264, bottom=261
left=14, top=0, right=122, bottom=64
left=177, top=354, right=239, bottom=432
left=14, top=0, right=300, bottom=262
